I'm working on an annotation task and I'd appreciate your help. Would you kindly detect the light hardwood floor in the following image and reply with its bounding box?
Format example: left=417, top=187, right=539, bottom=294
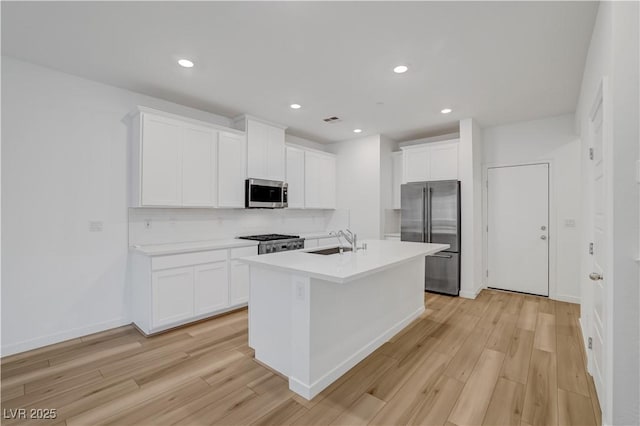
left=1, top=290, right=601, bottom=425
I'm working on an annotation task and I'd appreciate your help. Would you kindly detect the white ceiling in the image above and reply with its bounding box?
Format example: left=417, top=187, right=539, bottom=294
left=1, top=1, right=598, bottom=143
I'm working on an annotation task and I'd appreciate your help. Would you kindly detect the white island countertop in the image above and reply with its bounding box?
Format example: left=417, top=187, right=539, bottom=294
left=238, top=239, right=448, bottom=283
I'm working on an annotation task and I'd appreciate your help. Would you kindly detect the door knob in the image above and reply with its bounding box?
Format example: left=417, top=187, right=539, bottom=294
left=540, top=235, right=547, bottom=240
left=589, top=272, right=603, bottom=281
left=541, top=226, right=547, bottom=230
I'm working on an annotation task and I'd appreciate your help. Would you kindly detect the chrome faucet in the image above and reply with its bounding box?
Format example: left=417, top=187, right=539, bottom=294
left=330, top=229, right=359, bottom=252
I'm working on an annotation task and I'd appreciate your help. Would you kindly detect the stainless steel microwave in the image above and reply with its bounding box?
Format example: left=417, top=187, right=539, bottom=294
left=245, top=178, right=288, bottom=208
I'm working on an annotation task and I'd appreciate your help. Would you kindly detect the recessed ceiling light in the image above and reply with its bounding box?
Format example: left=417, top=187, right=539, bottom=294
left=393, top=65, right=408, bottom=74
left=290, top=104, right=301, bottom=109
left=441, top=108, right=452, bottom=114
left=178, top=59, right=194, bottom=68
left=353, top=129, right=362, bottom=133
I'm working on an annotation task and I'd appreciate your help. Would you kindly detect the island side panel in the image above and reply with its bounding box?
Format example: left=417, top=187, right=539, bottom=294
left=301, top=256, right=425, bottom=399
left=248, top=266, right=293, bottom=377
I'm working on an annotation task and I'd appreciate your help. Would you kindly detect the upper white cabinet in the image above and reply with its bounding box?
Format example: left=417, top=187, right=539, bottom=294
left=392, top=151, right=403, bottom=209
left=182, top=123, right=217, bottom=207
left=217, top=132, right=247, bottom=208
left=234, top=115, right=287, bottom=182
left=285, top=146, right=305, bottom=208
left=402, top=139, right=459, bottom=183
left=305, top=150, right=336, bottom=209
left=130, top=107, right=246, bottom=208
left=139, top=114, right=184, bottom=206
left=429, top=142, right=459, bottom=181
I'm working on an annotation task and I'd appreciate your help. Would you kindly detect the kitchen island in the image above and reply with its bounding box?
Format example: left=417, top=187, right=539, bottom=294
left=238, top=239, right=449, bottom=399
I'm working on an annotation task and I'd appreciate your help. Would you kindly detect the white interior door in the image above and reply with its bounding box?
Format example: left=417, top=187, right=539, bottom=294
left=487, top=163, right=549, bottom=296
left=588, top=93, right=607, bottom=408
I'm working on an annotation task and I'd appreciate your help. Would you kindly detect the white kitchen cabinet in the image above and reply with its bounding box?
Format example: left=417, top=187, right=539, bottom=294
left=182, top=124, right=217, bottom=207
left=131, top=244, right=256, bottom=335
left=305, top=151, right=336, bottom=209
left=131, top=107, right=245, bottom=208
left=402, top=140, right=459, bottom=183
left=429, top=143, right=458, bottom=181
left=238, top=116, right=287, bottom=181
left=403, top=145, right=431, bottom=183
left=194, top=261, right=229, bottom=316
left=229, top=260, right=250, bottom=305
left=140, top=114, right=184, bottom=206
left=218, top=132, right=247, bottom=208
left=151, top=267, right=194, bottom=328
left=285, top=146, right=305, bottom=208
left=392, top=151, right=403, bottom=209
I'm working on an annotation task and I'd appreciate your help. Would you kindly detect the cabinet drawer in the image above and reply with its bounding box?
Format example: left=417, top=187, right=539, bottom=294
left=152, top=250, right=228, bottom=270
left=230, top=246, right=258, bottom=259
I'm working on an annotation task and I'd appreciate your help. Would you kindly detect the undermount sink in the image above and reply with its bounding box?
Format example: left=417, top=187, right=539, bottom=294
left=307, top=246, right=353, bottom=255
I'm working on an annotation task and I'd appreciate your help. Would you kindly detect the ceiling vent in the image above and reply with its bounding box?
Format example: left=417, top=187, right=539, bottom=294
left=323, top=116, right=342, bottom=123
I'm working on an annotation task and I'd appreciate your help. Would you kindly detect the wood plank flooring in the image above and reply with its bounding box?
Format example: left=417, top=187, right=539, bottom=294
left=1, top=290, right=601, bottom=425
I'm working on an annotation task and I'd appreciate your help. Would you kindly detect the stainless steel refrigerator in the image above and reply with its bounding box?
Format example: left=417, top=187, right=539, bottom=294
left=401, top=180, right=461, bottom=295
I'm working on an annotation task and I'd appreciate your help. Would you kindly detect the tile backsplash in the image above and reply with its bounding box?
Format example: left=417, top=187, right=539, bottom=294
left=129, top=208, right=350, bottom=246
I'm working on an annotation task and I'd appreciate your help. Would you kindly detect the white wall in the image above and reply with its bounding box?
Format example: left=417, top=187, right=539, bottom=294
left=574, top=2, right=639, bottom=424
left=379, top=135, right=397, bottom=236
left=329, top=135, right=382, bottom=239
left=129, top=208, right=348, bottom=246
left=482, top=114, right=582, bottom=303
left=0, top=57, right=343, bottom=356
left=459, top=118, right=484, bottom=298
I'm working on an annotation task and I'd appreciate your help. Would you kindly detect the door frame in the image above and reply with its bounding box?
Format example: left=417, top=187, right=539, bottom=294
left=482, top=160, right=557, bottom=299
left=583, top=76, right=613, bottom=426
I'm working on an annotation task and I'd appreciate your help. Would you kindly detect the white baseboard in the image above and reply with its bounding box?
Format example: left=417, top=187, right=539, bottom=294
left=289, top=306, right=425, bottom=400
left=551, top=294, right=581, bottom=304
left=459, top=285, right=483, bottom=299
left=1, top=317, right=131, bottom=357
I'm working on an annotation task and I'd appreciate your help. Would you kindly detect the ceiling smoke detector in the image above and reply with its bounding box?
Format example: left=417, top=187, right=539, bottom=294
left=323, top=116, right=342, bottom=123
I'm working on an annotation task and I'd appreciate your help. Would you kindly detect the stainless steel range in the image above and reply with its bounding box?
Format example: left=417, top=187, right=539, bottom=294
left=238, top=234, right=304, bottom=255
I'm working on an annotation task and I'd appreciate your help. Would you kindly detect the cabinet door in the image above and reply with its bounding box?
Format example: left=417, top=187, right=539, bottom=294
left=194, top=261, right=229, bottom=316
left=246, top=120, right=268, bottom=179
left=304, top=152, right=321, bottom=208
left=392, top=152, right=403, bottom=209
left=286, top=146, right=305, bottom=208
left=403, top=146, right=430, bottom=183
left=151, top=267, right=194, bottom=328
left=218, top=132, right=246, bottom=207
left=182, top=125, right=217, bottom=207
left=229, top=260, right=250, bottom=305
left=141, top=114, right=183, bottom=206
left=266, top=126, right=285, bottom=181
left=429, top=143, right=459, bottom=181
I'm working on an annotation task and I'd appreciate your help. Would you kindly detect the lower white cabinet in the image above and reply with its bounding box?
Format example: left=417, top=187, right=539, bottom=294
left=151, top=267, right=194, bottom=328
left=131, top=245, right=256, bottom=335
left=230, top=260, right=250, bottom=305
left=194, top=261, right=229, bottom=316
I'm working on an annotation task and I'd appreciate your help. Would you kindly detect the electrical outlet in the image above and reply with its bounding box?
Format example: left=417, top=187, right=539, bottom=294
left=564, top=219, right=576, bottom=228
left=295, top=283, right=305, bottom=301
left=145, top=219, right=152, bottom=229
left=89, top=221, right=103, bottom=232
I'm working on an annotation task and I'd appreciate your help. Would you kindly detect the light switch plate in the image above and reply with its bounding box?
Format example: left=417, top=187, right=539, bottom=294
left=564, top=219, right=576, bottom=228
left=89, top=221, right=103, bottom=232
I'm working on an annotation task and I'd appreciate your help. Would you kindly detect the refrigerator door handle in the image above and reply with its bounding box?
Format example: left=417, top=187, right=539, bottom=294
left=431, top=254, right=453, bottom=259
left=421, top=187, right=426, bottom=242
left=427, top=187, right=433, bottom=242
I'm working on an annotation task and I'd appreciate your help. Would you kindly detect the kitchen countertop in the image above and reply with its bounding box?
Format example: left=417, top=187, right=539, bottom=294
left=238, top=239, right=448, bottom=283
left=299, top=232, right=338, bottom=240
left=130, top=239, right=259, bottom=256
